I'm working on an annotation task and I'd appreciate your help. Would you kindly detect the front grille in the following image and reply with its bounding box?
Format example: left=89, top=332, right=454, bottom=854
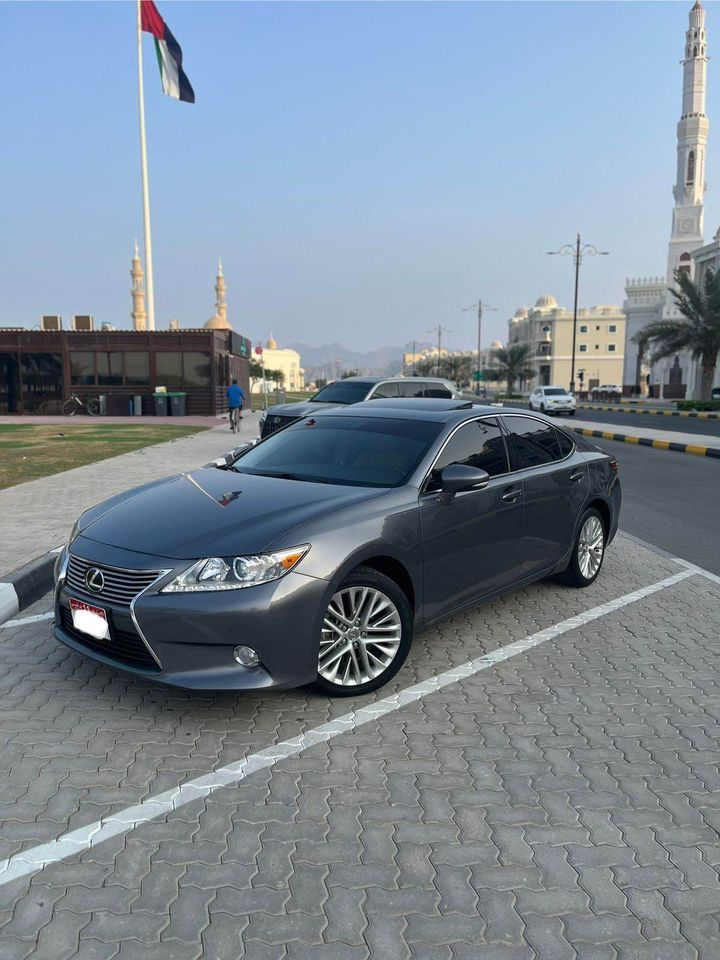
left=59, top=607, right=160, bottom=672
left=66, top=554, right=162, bottom=607
left=261, top=414, right=300, bottom=438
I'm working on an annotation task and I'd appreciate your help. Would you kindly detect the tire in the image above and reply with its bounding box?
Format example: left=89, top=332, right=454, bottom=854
left=567, top=410, right=576, bottom=416
left=62, top=400, right=76, bottom=416
left=86, top=399, right=100, bottom=416
left=314, top=566, right=413, bottom=696
left=540, top=403, right=546, bottom=414
left=556, top=507, right=606, bottom=588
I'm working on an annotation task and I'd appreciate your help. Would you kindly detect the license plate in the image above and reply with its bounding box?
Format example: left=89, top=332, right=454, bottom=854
left=69, top=598, right=110, bottom=641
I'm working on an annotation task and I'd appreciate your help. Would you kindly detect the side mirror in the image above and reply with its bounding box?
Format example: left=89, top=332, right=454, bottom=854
left=438, top=464, right=490, bottom=503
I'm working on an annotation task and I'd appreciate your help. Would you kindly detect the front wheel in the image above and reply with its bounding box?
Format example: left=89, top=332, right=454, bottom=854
left=556, top=508, right=605, bottom=588
left=62, top=400, right=77, bottom=416
left=540, top=403, right=546, bottom=414
left=567, top=410, right=576, bottom=416
left=314, top=567, right=413, bottom=696
left=86, top=399, right=101, bottom=416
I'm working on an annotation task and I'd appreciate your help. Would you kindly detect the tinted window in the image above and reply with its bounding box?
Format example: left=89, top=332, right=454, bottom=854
left=505, top=416, right=561, bottom=468
left=124, top=352, right=150, bottom=386
left=97, top=352, right=123, bottom=386
left=399, top=380, right=426, bottom=398
left=370, top=382, right=399, bottom=399
left=183, top=352, right=211, bottom=387
left=543, top=388, right=567, bottom=396
left=235, top=416, right=442, bottom=488
left=70, top=352, right=95, bottom=385
left=425, top=382, right=452, bottom=398
left=428, top=418, right=509, bottom=490
left=557, top=429, right=574, bottom=458
left=311, top=381, right=375, bottom=404
left=156, top=352, right=183, bottom=388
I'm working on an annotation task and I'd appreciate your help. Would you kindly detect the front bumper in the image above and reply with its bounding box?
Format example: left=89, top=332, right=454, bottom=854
left=52, top=538, right=329, bottom=690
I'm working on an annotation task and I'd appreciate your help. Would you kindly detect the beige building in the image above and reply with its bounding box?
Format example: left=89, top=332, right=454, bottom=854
left=252, top=335, right=305, bottom=393
left=509, top=295, right=626, bottom=391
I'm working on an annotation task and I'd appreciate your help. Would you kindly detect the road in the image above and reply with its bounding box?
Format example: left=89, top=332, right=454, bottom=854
left=567, top=405, right=720, bottom=437
left=588, top=437, right=720, bottom=574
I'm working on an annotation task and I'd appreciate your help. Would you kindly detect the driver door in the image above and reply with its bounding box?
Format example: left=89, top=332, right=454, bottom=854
left=419, top=418, right=524, bottom=622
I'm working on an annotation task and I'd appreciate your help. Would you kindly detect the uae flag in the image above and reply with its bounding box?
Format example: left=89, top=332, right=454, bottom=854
left=141, top=0, right=195, bottom=103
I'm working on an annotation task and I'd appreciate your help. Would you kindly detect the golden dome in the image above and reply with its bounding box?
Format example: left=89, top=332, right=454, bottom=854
left=204, top=314, right=232, bottom=331
left=267, top=334, right=278, bottom=349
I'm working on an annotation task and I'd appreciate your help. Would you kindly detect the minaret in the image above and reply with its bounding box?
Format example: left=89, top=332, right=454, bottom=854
left=664, top=0, right=709, bottom=316
left=130, top=240, right=147, bottom=331
left=215, top=259, right=228, bottom=327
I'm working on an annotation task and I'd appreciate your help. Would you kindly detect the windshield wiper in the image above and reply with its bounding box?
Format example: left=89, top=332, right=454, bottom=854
left=264, top=472, right=330, bottom=484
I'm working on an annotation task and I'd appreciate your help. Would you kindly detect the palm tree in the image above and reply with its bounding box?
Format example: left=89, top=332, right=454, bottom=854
left=637, top=268, right=720, bottom=401
left=487, top=344, right=535, bottom=395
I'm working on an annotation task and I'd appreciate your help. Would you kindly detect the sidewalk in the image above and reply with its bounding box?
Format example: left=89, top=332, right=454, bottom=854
left=0, top=413, right=260, bottom=577
left=559, top=415, right=720, bottom=458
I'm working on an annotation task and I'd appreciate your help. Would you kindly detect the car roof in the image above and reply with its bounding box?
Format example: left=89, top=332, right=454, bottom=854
left=338, top=376, right=454, bottom=385
left=314, top=398, right=516, bottom=423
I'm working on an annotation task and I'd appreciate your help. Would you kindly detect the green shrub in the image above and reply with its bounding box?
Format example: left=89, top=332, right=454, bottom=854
left=677, top=400, right=720, bottom=411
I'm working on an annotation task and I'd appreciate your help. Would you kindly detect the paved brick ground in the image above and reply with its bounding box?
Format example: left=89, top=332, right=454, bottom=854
left=0, top=534, right=718, bottom=957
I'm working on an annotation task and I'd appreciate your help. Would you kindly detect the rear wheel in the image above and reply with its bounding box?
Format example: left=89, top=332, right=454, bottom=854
left=556, top=508, right=605, bottom=588
left=314, top=567, right=413, bottom=696
left=86, top=399, right=101, bottom=416
left=62, top=399, right=77, bottom=416
left=540, top=402, right=546, bottom=413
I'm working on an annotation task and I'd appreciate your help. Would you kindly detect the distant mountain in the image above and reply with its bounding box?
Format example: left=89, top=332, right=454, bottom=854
left=287, top=340, right=434, bottom=383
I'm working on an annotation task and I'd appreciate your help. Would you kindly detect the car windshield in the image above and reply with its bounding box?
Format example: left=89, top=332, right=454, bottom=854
left=310, top=381, right=375, bottom=404
left=544, top=388, right=568, bottom=396
left=234, top=416, right=443, bottom=487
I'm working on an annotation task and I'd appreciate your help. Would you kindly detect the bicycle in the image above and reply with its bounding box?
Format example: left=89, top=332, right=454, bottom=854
left=229, top=407, right=242, bottom=433
left=62, top=393, right=101, bottom=416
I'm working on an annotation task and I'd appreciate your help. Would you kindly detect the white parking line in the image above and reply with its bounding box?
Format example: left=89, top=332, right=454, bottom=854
left=0, top=611, right=54, bottom=630
left=0, top=567, right=696, bottom=888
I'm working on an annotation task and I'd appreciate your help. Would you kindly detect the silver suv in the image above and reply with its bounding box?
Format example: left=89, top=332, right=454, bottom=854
left=260, top=376, right=462, bottom=438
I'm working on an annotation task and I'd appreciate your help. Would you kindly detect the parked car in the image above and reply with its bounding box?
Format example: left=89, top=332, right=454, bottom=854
left=711, top=387, right=720, bottom=401
left=53, top=400, right=620, bottom=696
left=528, top=385, right=577, bottom=415
left=590, top=384, right=623, bottom=397
left=259, top=376, right=462, bottom=438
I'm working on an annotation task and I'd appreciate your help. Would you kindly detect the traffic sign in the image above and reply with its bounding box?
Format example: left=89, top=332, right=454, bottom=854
left=473, top=371, right=484, bottom=381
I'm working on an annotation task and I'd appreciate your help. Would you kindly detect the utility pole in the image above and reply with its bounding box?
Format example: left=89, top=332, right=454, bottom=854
left=463, top=300, right=497, bottom=395
left=412, top=339, right=416, bottom=376
left=428, top=325, right=452, bottom=376
left=548, top=233, right=609, bottom=393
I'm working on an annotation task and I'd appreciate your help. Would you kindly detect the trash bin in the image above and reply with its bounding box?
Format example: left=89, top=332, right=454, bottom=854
left=153, top=393, right=169, bottom=416
left=98, top=395, right=108, bottom=416
left=133, top=395, right=143, bottom=416
left=168, top=392, right=187, bottom=416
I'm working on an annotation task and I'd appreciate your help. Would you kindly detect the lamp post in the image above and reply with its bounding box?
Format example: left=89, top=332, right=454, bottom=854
left=547, top=234, right=609, bottom=394
left=463, top=300, right=497, bottom=395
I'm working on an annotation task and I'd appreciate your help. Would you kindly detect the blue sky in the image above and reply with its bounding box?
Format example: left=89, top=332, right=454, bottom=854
left=1, top=1, right=717, bottom=350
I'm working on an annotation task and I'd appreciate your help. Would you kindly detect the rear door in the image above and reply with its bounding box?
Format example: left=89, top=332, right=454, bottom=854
left=502, top=415, right=588, bottom=577
left=420, top=417, right=524, bottom=621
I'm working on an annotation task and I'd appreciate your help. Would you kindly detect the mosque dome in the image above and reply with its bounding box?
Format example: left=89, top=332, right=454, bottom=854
left=267, top=335, right=278, bottom=350
left=535, top=294, right=558, bottom=308
left=513, top=306, right=529, bottom=318
left=204, top=314, right=232, bottom=331
left=490, top=339, right=503, bottom=350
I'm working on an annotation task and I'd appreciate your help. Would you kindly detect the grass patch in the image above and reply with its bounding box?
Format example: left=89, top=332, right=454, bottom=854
left=0, top=423, right=209, bottom=490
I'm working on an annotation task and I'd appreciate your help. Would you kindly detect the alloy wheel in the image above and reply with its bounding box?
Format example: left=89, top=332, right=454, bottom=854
left=319, top=586, right=402, bottom=687
left=578, top=514, right=604, bottom=579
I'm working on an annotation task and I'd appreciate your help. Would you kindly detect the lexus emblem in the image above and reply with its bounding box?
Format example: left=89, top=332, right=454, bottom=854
left=274, top=416, right=282, bottom=425
left=85, top=568, right=105, bottom=594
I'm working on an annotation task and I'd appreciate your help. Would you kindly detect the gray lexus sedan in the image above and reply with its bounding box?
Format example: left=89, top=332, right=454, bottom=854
left=53, top=400, right=620, bottom=696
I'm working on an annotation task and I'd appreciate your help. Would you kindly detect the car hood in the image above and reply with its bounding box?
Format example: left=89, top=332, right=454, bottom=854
left=264, top=400, right=346, bottom=418
left=77, top=468, right=385, bottom=559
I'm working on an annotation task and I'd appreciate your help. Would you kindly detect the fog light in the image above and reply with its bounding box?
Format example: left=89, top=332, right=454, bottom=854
left=234, top=645, right=260, bottom=667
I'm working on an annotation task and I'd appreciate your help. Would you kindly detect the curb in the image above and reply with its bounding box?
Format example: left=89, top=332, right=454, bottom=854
left=573, top=427, right=720, bottom=459
left=577, top=404, right=720, bottom=420
left=0, top=552, right=57, bottom=626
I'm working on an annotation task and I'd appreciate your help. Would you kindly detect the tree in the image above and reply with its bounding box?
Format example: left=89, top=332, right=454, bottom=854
left=249, top=359, right=264, bottom=391
left=342, top=369, right=361, bottom=379
left=486, top=344, right=535, bottom=394
left=636, top=267, right=720, bottom=400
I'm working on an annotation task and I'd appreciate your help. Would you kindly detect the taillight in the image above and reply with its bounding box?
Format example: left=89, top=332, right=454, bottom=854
left=609, top=459, right=618, bottom=473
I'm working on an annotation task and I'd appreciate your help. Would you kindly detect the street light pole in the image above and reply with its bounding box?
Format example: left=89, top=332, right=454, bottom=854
left=463, top=300, right=497, bottom=395
left=548, top=234, right=609, bottom=394
left=428, top=325, right=452, bottom=376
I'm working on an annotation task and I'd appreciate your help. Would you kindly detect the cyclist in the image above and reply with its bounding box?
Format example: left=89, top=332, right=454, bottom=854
left=226, top=379, right=245, bottom=432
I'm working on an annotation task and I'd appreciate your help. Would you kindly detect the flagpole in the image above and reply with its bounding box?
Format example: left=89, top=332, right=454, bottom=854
left=137, top=0, right=156, bottom=331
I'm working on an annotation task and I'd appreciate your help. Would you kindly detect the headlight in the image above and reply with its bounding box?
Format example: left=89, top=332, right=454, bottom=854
left=68, top=520, right=81, bottom=545
left=161, top=545, right=310, bottom=593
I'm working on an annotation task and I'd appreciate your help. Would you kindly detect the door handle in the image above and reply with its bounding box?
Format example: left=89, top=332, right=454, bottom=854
left=569, top=471, right=584, bottom=483
left=502, top=488, right=521, bottom=503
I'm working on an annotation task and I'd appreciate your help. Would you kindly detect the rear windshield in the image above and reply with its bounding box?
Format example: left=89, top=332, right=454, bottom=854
left=234, top=416, right=443, bottom=487
left=310, top=381, right=375, bottom=404
left=544, top=388, right=568, bottom=396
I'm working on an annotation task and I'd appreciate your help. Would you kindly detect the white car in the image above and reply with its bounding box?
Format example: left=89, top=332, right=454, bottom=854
left=529, top=385, right=576, bottom=416
left=590, top=384, right=622, bottom=396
